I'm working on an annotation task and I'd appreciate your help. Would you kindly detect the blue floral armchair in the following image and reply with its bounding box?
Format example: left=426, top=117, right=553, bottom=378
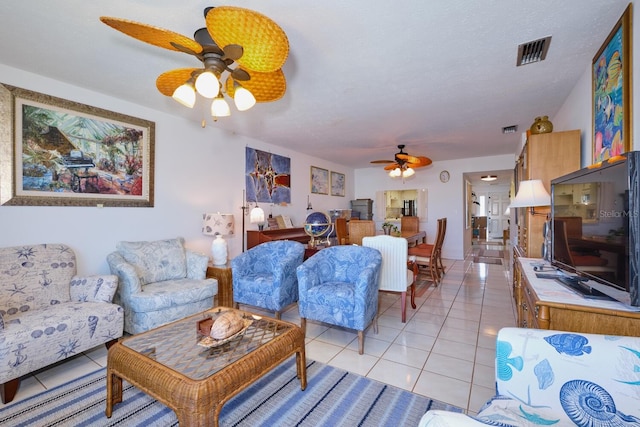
left=296, top=245, right=382, bottom=354
left=107, top=237, right=217, bottom=334
left=231, top=240, right=305, bottom=318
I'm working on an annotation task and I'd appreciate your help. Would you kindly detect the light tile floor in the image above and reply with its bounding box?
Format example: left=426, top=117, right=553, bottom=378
left=1, top=242, right=516, bottom=415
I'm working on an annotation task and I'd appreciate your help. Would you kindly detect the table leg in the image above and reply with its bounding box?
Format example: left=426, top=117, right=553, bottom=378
left=105, top=369, right=122, bottom=418
left=296, top=348, right=307, bottom=390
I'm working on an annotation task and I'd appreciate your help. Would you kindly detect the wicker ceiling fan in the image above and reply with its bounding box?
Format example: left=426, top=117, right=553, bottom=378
left=370, top=145, right=432, bottom=178
left=100, top=6, right=289, bottom=122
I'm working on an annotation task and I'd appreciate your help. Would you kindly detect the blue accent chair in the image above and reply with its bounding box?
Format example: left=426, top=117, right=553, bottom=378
left=107, top=237, right=217, bottom=334
left=231, top=240, right=305, bottom=318
left=296, top=245, right=382, bottom=354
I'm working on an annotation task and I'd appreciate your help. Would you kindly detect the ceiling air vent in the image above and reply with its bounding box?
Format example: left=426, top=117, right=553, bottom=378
left=502, top=125, right=518, bottom=134
left=517, top=36, right=551, bottom=66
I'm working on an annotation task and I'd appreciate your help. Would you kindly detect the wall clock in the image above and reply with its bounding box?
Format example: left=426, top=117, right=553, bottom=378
left=439, top=170, right=450, bottom=183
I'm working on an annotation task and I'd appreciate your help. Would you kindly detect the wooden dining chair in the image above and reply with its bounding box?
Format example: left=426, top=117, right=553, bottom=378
left=401, top=216, right=420, bottom=234
left=348, top=220, right=376, bottom=246
left=335, top=217, right=349, bottom=245
left=408, top=217, right=446, bottom=284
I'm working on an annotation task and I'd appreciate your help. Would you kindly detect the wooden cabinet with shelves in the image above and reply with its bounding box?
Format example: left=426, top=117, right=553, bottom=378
left=515, top=130, right=581, bottom=258
left=513, top=255, right=640, bottom=336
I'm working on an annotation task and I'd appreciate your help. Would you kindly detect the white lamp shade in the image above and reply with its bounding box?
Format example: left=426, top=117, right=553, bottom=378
left=234, top=86, right=256, bottom=111
left=195, top=71, right=220, bottom=98
left=211, top=96, right=231, bottom=117
left=202, top=213, right=235, bottom=236
left=250, top=206, right=265, bottom=224
left=402, top=168, right=415, bottom=178
left=389, top=168, right=401, bottom=178
left=172, top=83, right=196, bottom=108
left=509, top=179, right=550, bottom=208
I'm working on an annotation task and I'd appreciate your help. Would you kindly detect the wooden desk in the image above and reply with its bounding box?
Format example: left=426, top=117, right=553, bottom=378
left=246, top=228, right=309, bottom=250
left=206, top=262, right=233, bottom=307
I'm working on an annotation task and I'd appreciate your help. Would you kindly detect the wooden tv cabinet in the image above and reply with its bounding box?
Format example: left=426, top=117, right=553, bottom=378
left=513, top=250, right=640, bottom=336
left=246, top=228, right=310, bottom=250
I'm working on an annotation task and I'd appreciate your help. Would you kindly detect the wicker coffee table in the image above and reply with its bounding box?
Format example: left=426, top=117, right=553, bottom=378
left=105, top=308, right=306, bottom=426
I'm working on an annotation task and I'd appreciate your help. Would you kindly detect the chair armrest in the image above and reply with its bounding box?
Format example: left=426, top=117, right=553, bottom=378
left=107, top=251, right=142, bottom=297
left=186, top=250, right=208, bottom=280
left=296, top=263, right=321, bottom=294
left=70, top=274, right=119, bottom=303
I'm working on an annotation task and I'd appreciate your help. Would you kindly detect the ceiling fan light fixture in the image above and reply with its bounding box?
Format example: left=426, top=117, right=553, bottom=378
left=233, top=84, right=256, bottom=111
left=211, top=94, right=231, bottom=117
left=389, top=168, right=401, bottom=178
left=195, top=71, right=220, bottom=98
left=402, top=167, right=415, bottom=178
left=481, top=175, right=498, bottom=181
left=172, top=82, right=196, bottom=108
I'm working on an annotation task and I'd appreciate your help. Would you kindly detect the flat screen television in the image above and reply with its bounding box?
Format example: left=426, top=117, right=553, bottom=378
left=550, top=151, right=639, bottom=307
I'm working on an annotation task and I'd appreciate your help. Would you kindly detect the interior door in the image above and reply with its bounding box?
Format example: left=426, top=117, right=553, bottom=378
left=487, top=192, right=510, bottom=240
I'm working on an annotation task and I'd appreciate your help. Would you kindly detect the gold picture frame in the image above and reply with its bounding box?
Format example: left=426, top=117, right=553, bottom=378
left=0, top=83, right=155, bottom=207
left=592, top=3, right=632, bottom=164
left=310, top=166, right=328, bottom=195
left=330, top=171, right=345, bottom=197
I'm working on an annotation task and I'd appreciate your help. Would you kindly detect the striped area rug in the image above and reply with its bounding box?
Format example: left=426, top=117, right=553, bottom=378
left=0, top=358, right=463, bottom=426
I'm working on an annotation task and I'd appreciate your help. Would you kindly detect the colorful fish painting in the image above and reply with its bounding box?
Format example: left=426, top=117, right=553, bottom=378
left=544, top=334, right=592, bottom=356
left=496, top=340, right=524, bottom=381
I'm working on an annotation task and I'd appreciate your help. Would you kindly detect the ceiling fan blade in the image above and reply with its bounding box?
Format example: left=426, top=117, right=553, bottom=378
left=384, top=164, right=401, bottom=171
left=101, top=17, right=203, bottom=55
left=226, top=69, right=286, bottom=102
left=370, top=160, right=395, bottom=164
left=206, top=6, right=289, bottom=73
left=396, top=153, right=420, bottom=164
left=170, top=42, right=201, bottom=56
left=156, top=68, right=200, bottom=96
left=407, top=156, right=433, bottom=168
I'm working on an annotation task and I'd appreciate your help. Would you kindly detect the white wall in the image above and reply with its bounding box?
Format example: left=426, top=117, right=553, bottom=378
left=553, top=1, right=639, bottom=165
left=0, top=64, right=354, bottom=274
left=354, top=154, right=514, bottom=260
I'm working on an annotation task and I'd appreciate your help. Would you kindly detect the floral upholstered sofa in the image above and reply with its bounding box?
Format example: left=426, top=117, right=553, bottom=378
left=419, top=327, right=640, bottom=426
left=0, top=243, right=123, bottom=403
left=107, top=237, right=217, bottom=334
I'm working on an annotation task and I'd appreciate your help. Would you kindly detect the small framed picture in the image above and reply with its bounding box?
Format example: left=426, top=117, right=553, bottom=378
left=310, top=166, right=328, bottom=195
left=330, top=171, right=345, bottom=197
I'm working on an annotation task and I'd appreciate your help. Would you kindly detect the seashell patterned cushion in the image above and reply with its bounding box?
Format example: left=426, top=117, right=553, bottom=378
left=116, top=238, right=187, bottom=285
left=210, top=310, right=245, bottom=340
left=419, top=327, right=640, bottom=426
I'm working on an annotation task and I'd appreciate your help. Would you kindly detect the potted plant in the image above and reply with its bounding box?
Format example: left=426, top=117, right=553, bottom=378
left=382, top=222, right=399, bottom=235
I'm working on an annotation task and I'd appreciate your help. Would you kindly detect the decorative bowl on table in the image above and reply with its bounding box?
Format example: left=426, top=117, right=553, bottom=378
left=197, top=309, right=253, bottom=348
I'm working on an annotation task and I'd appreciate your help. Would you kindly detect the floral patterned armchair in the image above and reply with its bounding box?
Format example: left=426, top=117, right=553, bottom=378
left=231, top=240, right=305, bottom=318
left=107, top=237, right=217, bottom=334
left=296, top=245, right=382, bottom=354
left=419, top=327, right=640, bottom=426
left=0, top=243, right=123, bottom=403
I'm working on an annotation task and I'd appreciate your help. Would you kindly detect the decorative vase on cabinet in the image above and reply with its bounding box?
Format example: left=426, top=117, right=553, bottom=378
left=530, top=116, right=553, bottom=134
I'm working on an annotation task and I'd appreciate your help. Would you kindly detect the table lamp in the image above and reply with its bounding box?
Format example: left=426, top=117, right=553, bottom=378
left=509, top=179, right=550, bottom=215
left=202, top=212, right=235, bottom=265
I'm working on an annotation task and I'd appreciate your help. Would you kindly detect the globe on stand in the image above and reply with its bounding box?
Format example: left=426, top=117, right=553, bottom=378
left=304, top=211, right=334, bottom=248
